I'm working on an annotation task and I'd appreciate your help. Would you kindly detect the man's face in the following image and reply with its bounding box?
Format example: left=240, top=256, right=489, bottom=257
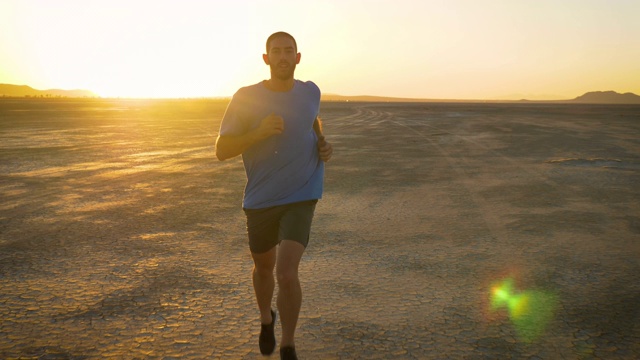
left=263, top=36, right=300, bottom=81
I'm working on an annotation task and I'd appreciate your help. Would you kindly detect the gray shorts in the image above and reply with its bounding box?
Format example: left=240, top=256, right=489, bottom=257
left=243, top=200, right=318, bottom=254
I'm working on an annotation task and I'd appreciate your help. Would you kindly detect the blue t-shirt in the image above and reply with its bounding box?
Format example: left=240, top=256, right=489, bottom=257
left=219, top=80, right=324, bottom=209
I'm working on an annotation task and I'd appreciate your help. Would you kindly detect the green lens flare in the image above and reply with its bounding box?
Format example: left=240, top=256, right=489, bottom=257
left=490, top=277, right=557, bottom=342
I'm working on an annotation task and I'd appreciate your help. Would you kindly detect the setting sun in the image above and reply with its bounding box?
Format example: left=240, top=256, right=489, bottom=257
left=2, top=1, right=266, bottom=98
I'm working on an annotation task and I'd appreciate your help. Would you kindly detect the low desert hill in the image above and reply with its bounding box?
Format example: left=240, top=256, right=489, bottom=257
left=571, top=91, right=640, bottom=104
left=0, top=84, right=96, bottom=98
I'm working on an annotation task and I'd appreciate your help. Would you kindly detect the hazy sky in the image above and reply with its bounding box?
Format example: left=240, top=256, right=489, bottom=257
left=1, top=0, right=639, bottom=99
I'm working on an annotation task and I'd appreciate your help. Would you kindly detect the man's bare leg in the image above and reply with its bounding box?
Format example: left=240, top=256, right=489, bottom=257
left=276, top=240, right=306, bottom=348
left=251, top=247, right=277, bottom=324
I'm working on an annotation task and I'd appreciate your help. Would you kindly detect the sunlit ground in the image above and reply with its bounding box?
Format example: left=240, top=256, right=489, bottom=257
left=1, top=99, right=639, bottom=359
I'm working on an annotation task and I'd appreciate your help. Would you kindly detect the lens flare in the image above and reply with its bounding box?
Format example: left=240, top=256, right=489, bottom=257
left=490, top=277, right=557, bottom=342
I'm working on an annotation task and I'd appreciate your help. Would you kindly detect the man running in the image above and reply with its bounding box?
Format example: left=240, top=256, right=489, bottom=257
left=215, top=31, right=332, bottom=360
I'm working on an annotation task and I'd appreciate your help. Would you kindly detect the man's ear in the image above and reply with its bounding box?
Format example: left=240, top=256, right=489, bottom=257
left=296, top=53, right=301, bottom=64
left=263, top=53, right=270, bottom=65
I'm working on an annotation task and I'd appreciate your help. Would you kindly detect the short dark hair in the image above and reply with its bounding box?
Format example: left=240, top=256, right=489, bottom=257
left=266, top=32, right=297, bottom=53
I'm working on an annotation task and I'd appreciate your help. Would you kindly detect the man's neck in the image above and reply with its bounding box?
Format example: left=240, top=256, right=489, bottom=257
left=265, top=78, right=295, bottom=92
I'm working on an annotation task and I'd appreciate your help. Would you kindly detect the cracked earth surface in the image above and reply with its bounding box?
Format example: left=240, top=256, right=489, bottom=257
left=1, top=99, right=639, bottom=359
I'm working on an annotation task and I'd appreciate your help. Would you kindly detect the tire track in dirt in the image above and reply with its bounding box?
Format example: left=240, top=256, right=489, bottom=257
left=327, top=103, right=555, bottom=245
left=399, top=117, right=561, bottom=186
left=387, top=115, right=513, bottom=243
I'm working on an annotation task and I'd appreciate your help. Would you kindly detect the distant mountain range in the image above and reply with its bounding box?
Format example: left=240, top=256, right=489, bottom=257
left=321, top=91, right=640, bottom=104
left=1, top=83, right=639, bottom=104
left=0, top=84, right=96, bottom=98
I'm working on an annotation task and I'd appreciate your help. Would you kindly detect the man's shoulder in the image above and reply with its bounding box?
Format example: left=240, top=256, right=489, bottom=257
left=295, top=80, right=321, bottom=97
left=296, top=80, right=320, bottom=91
left=234, top=82, right=264, bottom=98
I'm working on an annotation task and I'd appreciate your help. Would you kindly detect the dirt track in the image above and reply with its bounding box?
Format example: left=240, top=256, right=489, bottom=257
left=1, top=99, right=639, bottom=359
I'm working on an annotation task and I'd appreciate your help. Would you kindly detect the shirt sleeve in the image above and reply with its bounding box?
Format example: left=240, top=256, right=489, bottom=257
left=218, top=90, right=247, bottom=136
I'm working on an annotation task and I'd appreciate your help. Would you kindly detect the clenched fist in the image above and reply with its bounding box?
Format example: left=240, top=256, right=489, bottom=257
left=256, top=113, right=285, bottom=140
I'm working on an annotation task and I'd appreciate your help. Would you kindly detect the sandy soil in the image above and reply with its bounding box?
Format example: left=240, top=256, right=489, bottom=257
left=1, top=98, right=639, bottom=359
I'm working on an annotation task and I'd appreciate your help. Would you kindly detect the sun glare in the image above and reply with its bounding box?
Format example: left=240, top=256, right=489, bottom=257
left=7, top=1, right=267, bottom=98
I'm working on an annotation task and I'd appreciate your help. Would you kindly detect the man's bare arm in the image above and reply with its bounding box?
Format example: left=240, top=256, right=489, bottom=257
left=313, top=116, right=324, bottom=139
left=215, top=132, right=260, bottom=161
left=215, top=114, right=284, bottom=161
left=314, top=116, right=333, bottom=162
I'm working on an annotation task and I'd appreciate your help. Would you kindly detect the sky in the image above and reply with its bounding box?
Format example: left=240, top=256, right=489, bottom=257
left=1, top=0, right=639, bottom=100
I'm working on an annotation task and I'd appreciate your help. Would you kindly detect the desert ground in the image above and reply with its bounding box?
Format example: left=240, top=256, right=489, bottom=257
left=1, top=98, right=639, bottom=359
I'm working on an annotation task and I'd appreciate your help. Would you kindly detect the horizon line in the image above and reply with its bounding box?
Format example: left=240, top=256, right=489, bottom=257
left=1, top=84, right=639, bottom=103
left=1, top=95, right=637, bottom=104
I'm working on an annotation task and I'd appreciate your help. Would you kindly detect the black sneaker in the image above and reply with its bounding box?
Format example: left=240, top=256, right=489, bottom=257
left=259, top=310, right=276, bottom=355
left=280, top=346, right=298, bottom=360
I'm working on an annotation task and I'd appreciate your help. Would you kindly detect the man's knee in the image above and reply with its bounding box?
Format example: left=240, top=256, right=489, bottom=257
left=276, top=267, right=299, bottom=287
left=254, top=263, right=274, bottom=277
left=275, top=240, right=304, bottom=287
left=252, top=249, right=276, bottom=275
